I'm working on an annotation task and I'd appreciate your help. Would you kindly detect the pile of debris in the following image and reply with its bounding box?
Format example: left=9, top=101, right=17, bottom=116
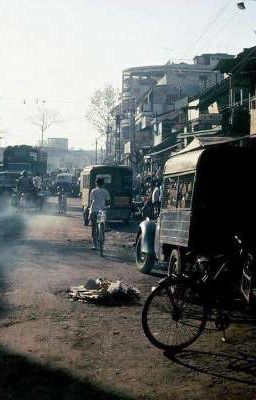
left=69, top=278, right=140, bottom=305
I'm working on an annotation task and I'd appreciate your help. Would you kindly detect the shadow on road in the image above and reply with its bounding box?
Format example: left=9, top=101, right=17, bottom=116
left=0, top=259, right=8, bottom=322
left=165, top=349, right=256, bottom=386
left=0, top=345, right=135, bottom=400
left=109, top=221, right=138, bottom=234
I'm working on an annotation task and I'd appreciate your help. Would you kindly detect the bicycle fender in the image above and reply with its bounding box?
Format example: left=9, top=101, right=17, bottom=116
left=139, top=218, right=156, bottom=257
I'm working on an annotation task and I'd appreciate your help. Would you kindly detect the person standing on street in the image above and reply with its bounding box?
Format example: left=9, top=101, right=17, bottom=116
left=89, top=177, right=110, bottom=249
left=152, top=182, right=160, bottom=218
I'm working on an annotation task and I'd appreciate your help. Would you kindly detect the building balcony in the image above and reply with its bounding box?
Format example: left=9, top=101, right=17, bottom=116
left=124, top=141, right=131, bottom=155
left=121, top=118, right=131, bottom=128
left=135, top=114, right=153, bottom=129
left=189, top=113, right=222, bottom=125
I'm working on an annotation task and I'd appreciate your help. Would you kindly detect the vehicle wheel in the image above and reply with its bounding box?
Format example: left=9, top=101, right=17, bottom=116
left=135, top=234, right=155, bottom=274
left=168, top=249, right=182, bottom=277
left=142, top=276, right=208, bottom=352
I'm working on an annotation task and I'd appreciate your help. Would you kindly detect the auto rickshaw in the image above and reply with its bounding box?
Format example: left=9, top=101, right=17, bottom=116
left=135, top=136, right=256, bottom=274
left=80, top=165, right=133, bottom=224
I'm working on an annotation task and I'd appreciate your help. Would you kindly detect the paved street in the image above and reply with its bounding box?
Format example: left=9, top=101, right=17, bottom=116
left=1, top=198, right=256, bottom=400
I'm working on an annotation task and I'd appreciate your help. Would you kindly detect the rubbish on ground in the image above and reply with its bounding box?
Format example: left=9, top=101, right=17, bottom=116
left=69, top=278, right=140, bottom=305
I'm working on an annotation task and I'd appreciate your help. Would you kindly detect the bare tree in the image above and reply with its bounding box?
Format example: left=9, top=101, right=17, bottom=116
left=86, top=85, right=120, bottom=136
left=29, top=107, right=62, bottom=146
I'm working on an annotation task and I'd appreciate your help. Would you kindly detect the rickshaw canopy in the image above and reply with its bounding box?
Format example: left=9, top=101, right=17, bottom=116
left=164, top=136, right=247, bottom=176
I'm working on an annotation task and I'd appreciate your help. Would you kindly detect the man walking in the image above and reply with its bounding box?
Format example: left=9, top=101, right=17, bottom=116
left=89, top=177, right=110, bottom=249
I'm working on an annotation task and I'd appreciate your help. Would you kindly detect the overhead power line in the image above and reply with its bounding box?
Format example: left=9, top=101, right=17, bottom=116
left=196, top=9, right=239, bottom=54
left=0, top=96, right=88, bottom=105
left=185, top=0, right=233, bottom=55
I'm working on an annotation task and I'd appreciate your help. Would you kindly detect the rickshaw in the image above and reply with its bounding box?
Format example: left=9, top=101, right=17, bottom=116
left=0, top=171, right=20, bottom=195
left=135, top=136, right=256, bottom=274
left=137, top=136, right=256, bottom=352
left=80, top=165, right=133, bottom=224
left=55, top=173, right=79, bottom=197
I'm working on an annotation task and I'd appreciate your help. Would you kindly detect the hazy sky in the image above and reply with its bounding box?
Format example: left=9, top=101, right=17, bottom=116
left=0, top=0, right=256, bottom=149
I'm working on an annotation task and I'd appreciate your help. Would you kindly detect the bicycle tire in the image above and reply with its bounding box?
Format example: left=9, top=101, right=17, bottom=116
left=142, top=276, right=208, bottom=352
left=98, top=222, right=105, bottom=257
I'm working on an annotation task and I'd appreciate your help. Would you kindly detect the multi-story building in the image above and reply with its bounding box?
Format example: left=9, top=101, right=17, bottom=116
left=46, top=137, right=69, bottom=151
left=176, top=47, right=256, bottom=146
left=120, top=53, right=234, bottom=171
left=46, top=148, right=94, bottom=172
left=120, top=65, right=167, bottom=157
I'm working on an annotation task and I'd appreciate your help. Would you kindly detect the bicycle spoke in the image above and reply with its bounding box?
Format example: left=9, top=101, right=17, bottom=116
left=142, top=279, right=207, bottom=351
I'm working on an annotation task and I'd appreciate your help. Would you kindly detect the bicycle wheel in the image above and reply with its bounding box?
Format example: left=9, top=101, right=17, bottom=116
left=98, top=222, right=105, bottom=257
left=142, top=277, right=208, bottom=352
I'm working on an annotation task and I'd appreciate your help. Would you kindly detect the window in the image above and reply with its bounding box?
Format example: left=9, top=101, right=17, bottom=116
left=162, top=176, right=178, bottom=209
left=95, top=174, right=112, bottom=184
left=83, top=175, right=89, bottom=188
left=166, top=95, right=176, bottom=104
left=250, top=98, right=256, bottom=110
left=162, top=174, right=195, bottom=210
left=177, top=174, right=194, bottom=209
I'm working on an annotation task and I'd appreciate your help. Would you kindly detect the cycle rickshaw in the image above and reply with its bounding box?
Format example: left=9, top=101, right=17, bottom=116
left=136, top=136, right=256, bottom=352
left=80, top=165, right=133, bottom=225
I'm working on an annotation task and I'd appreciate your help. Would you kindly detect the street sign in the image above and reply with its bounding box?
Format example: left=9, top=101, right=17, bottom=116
left=191, top=113, right=222, bottom=124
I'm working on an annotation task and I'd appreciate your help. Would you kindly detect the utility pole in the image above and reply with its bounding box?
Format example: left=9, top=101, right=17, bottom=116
left=41, top=127, right=44, bottom=147
left=114, top=114, right=121, bottom=164
left=109, top=126, right=112, bottom=160
left=106, top=125, right=110, bottom=162
left=228, top=73, right=233, bottom=126
left=41, top=111, right=46, bottom=147
left=95, top=138, right=98, bottom=165
left=129, top=98, right=136, bottom=171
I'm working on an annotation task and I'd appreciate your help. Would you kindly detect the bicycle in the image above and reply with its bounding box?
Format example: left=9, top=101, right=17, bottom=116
left=96, top=208, right=107, bottom=257
left=142, top=234, right=255, bottom=353
left=58, top=193, right=67, bottom=215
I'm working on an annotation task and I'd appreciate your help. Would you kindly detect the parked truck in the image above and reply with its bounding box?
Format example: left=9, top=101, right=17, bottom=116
left=3, top=145, right=47, bottom=177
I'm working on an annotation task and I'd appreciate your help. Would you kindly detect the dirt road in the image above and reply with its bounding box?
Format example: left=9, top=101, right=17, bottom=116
left=1, top=198, right=256, bottom=400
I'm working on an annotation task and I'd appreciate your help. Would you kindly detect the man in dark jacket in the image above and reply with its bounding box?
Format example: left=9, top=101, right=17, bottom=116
left=17, top=171, right=34, bottom=193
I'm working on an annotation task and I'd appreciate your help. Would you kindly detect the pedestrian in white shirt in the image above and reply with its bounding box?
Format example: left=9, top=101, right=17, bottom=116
left=152, top=183, right=160, bottom=218
left=89, top=177, right=110, bottom=249
left=33, top=172, right=42, bottom=190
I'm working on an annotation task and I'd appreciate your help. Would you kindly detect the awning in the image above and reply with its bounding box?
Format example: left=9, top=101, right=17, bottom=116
left=149, top=143, right=180, bottom=157
left=177, top=128, right=222, bottom=139
left=147, top=135, right=180, bottom=157
left=164, top=149, right=203, bottom=175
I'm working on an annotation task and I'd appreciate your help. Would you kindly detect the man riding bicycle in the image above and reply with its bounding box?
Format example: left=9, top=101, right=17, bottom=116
left=89, top=177, right=110, bottom=250
left=57, top=185, right=68, bottom=215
